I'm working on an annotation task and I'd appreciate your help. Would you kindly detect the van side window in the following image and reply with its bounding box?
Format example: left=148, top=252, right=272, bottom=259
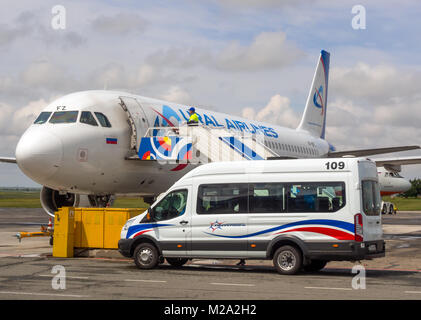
left=362, top=181, right=381, bottom=216
left=287, top=182, right=345, bottom=213
left=249, top=183, right=286, bottom=213
left=197, top=184, right=248, bottom=214
left=152, top=189, right=188, bottom=221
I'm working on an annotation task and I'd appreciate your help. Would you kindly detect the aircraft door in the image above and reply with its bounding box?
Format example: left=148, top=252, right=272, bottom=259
left=119, top=96, right=150, bottom=152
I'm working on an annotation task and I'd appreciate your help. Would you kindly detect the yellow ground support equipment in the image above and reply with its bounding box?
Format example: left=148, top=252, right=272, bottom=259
left=53, top=207, right=146, bottom=257
left=15, top=218, right=54, bottom=243
left=53, top=207, right=75, bottom=258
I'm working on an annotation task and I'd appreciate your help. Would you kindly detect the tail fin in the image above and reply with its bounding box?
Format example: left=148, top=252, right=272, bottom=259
left=297, top=50, right=330, bottom=139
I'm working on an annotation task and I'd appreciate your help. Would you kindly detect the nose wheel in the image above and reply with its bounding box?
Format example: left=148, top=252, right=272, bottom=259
left=88, top=195, right=115, bottom=207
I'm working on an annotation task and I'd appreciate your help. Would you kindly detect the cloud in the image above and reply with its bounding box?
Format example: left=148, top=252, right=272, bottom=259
left=214, top=0, right=309, bottom=9
left=89, top=63, right=126, bottom=89
left=0, top=98, right=48, bottom=136
left=160, top=86, right=193, bottom=105
left=91, top=13, right=147, bottom=35
left=135, top=64, right=162, bottom=87
left=215, top=31, right=303, bottom=71
left=21, top=61, right=67, bottom=88
left=330, top=63, right=421, bottom=104
left=0, top=10, right=85, bottom=49
left=145, top=30, right=303, bottom=72
left=242, top=94, right=300, bottom=128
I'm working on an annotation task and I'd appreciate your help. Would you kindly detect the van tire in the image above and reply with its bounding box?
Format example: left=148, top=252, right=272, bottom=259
left=133, top=243, right=159, bottom=269
left=303, top=260, right=328, bottom=272
left=166, top=258, right=188, bottom=267
left=273, top=245, right=302, bottom=275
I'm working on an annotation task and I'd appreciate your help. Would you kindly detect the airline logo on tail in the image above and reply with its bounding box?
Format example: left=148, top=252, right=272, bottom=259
left=313, top=85, right=324, bottom=115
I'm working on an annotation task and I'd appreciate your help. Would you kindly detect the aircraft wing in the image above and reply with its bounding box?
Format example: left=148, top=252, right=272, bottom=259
left=373, top=156, right=421, bottom=167
left=0, top=157, right=17, bottom=164
left=328, top=145, right=420, bottom=158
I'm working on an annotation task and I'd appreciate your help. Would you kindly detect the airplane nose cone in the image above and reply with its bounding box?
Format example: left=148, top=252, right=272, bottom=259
left=402, top=179, right=412, bottom=193
left=16, top=129, right=63, bottom=182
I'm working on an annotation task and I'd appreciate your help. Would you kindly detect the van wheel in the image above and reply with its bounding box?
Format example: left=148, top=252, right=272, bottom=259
left=166, top=258, right=188, bottom=267
left=273, top=245, right=302, bottom=275
left=303, top=260, right=328, bottom=272
left=133, top=243, right=159, bottom=269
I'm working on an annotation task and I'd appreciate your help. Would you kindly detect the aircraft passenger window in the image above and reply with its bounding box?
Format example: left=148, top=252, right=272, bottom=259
left=94, top=112, right=112, bottom=128
left=34, top=112, right=52, bottom=124
left=49, top=111, right=78, bottom=124
left=80, top=111, right=98, bottom=126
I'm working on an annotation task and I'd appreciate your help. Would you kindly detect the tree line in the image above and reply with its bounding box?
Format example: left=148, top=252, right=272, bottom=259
left=401, top=179, right=421, bottom=198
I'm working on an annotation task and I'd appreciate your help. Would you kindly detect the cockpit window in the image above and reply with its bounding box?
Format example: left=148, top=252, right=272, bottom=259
left=80, top=111, right=98, bottom=126
left=34, top=112, right=52, bottom=124
left=94, top=112, right=112, bottom=128
left=49, top=111, right=78, bottom=124
left=390, top=172, right=403, bottom=178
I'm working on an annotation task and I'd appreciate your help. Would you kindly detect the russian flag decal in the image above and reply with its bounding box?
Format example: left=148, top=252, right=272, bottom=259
left=106, top=138, right=118, bottom=144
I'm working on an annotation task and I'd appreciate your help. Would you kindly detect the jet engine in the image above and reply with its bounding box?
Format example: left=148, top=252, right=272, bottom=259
left=40, top=186, right=81, bottom=217
left=40, top=187, right=115, bottom=216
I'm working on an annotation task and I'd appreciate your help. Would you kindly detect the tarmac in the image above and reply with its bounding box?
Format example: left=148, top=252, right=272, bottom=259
left=0, top=208, right=420, bottom=300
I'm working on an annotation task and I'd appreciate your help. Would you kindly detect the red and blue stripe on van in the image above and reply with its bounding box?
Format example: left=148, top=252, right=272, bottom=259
left=203, top=219, right=355, bottom=241
left=126, top=223, right=174, bottom=239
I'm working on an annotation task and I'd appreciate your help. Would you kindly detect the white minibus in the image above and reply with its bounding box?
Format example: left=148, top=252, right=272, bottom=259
left=118, top=158, right=385, bottom=274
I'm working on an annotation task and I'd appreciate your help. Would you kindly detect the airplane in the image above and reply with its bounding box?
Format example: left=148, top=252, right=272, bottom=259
left=374, top=156, right=421, bottom=196
left=1, top=50, right=420, bottom=216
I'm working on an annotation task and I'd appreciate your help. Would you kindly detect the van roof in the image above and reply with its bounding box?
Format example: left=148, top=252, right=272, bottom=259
left=181, top=157, right=374, bottom=180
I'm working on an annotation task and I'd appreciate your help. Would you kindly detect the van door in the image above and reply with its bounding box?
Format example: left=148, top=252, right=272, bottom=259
left=361, top=180, right=383, bottom=241
left=150, top=188, right=191, bottom=257
left=190, top=183, right=248, bottom=258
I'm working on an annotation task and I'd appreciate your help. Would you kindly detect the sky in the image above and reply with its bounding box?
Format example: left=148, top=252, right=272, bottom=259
left=1, top=0, right=421, bottom=187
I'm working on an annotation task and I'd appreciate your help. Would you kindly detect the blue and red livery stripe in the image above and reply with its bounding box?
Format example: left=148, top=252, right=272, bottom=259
left=126, top=223, right=174, bottom=239
left=203, top=219, right=354, bottom=240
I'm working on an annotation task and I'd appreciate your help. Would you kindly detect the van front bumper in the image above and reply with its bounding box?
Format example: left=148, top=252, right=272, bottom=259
left=306, top=240, right=385, bottom=261
left=118, top=239, right=134, bottom=258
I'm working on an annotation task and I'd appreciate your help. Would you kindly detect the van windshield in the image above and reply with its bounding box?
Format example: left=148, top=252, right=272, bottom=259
left=362, top=180, right=381, bottom=216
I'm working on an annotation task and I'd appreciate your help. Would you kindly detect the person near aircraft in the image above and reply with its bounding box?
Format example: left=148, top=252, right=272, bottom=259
left=187, top=107, right=199, bottom=126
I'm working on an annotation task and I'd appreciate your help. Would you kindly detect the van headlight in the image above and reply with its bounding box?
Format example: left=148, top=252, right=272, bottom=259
left=122, top=219, right=135, bottom=231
